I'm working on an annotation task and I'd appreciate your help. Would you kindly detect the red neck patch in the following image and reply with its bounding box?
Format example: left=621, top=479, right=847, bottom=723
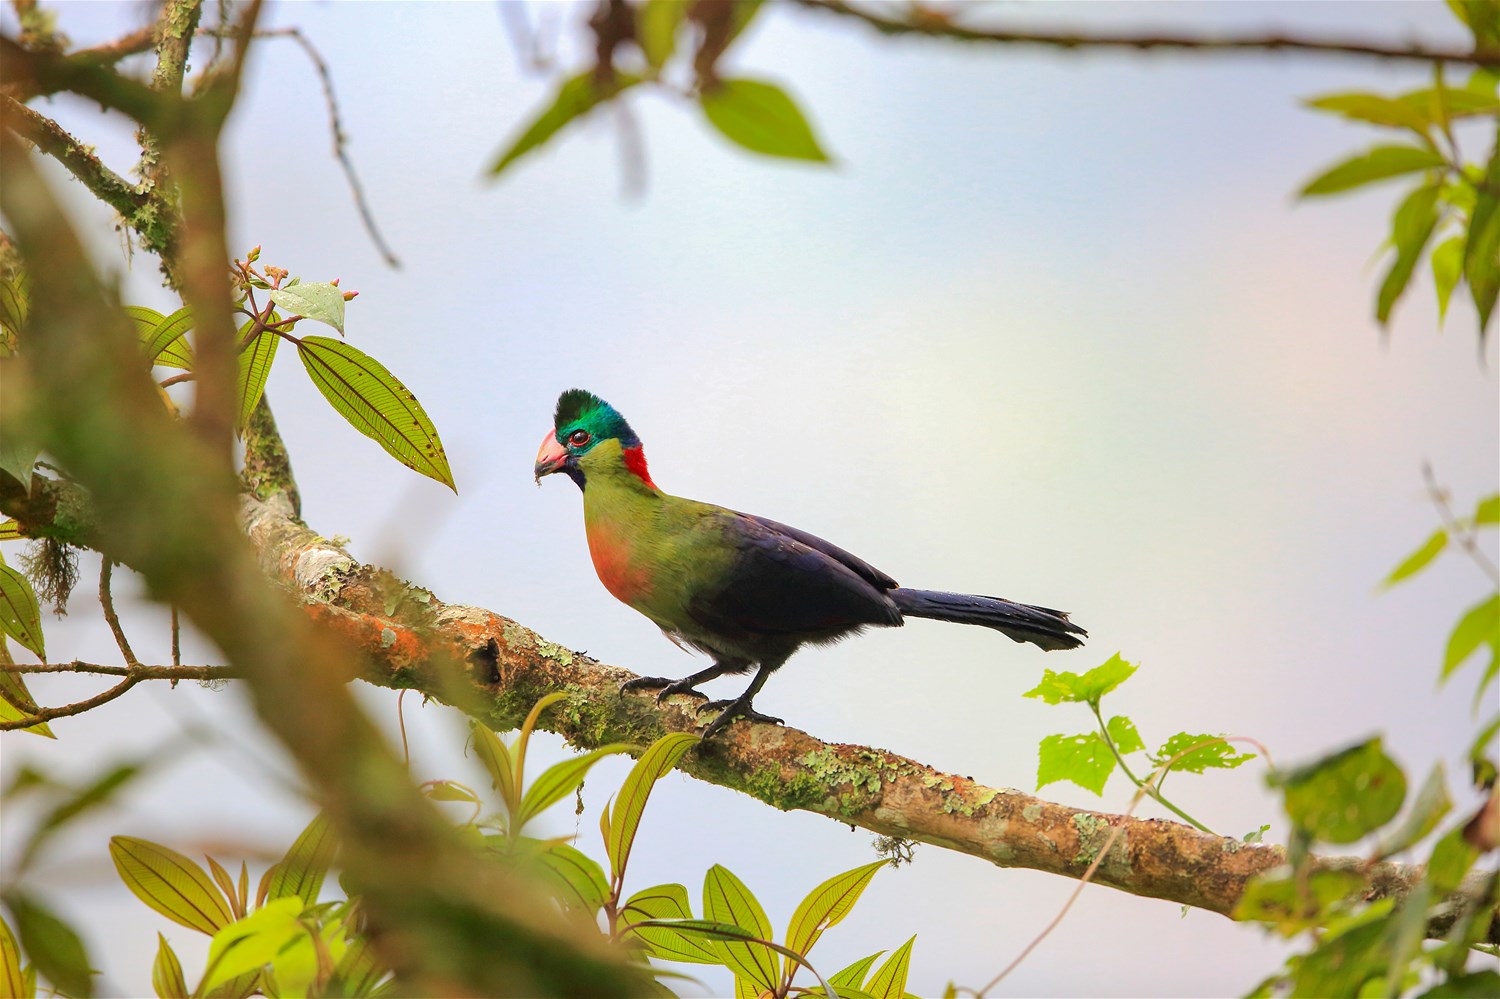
left=622, top=445, right=657, bottom=490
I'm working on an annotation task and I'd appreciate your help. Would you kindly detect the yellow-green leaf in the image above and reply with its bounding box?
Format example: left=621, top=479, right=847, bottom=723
left=1465, top=137, right=1500, bottom=337
left=1298, top=144, right=1444, bottom=198
left=700, top=78, right=830, bottom=163
left=488, top=71, right=641, bottom=178
left=203, top=897, right=303, bottom=993
left=702, top=865, right=778, bottom=992
left=1377, top=182, right=1441, bottom=324
left=514, top=743, right=634, bottom=831
left=109, top=836, right=234, bottom=935
left=4, top=892, right=92, bottom=998
left=607, top=732, right=698, bottom=880
left=0, top=520, right=21, bottom=541
left=1442, top=593, right=1500, bottom=681
left=267, top=813, right=337, bottom=907
left=126, top=306, right=194, bottom=370
left=294, top=335, right=455, bottom=491
left=784, top=861, right=885, bottom=979
left=1304, top=93, right=1431, bottom=132
left=828, top=952, right=883, bottom=990
left=0, top=665, right=53, bottom=738
left=638, top=0, right=685, bottom=70
left=152, top=933, right=188, bottom=999
left=0, top=565, right=44, bottom=658
left=0, top=912, right=24, bottom=999
left=1475, top=493, right=1500, bottom=525
left=1382, top=528, right=1448, bottom=587
left=471, top=723, right=519, bottom=815
left=269, top=283, right=345, bottom=334
left=1432, top=234, right=1466, bottom=323
left=235, top=325, right=279, bottom=433
left=864, top=935, right=914, bottom=999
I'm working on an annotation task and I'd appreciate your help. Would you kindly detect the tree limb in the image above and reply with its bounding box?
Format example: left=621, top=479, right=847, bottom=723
left=793, top=0, right=1500, bottom=68
left=0, top=96, right=149, bottom=224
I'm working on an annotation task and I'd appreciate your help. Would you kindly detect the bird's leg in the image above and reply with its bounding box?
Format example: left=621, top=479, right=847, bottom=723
left=619, top=660, right=736, bottom=703
left=698, top=663, right=782, bottom=739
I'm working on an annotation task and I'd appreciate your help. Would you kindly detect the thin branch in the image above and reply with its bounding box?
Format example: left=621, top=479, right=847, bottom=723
left=0, top=95, right=149, bottom=225
left=0, top=659, right=234, bottom=680
left=792, top=0, right=1500, bottom=68
left=0, top=675, right=137, bottom=730
left=99, top=558, right=140, bottom=667
left=1424, top=462, right=1500, bottom=587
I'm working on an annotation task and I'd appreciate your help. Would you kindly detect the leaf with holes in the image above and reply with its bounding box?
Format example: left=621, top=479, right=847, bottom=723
left=1036, top=732, right=1114, bottom=795
left=607, top=732, right=698, bottom=880
left=110, top=836, right=234, bottom=935
left=1153, top=733, right=1256, bottom=774
left=1106, top=715, right=1144, bottom=754
left=269, top=283, right=346, bottom=334
left=268, top=813, right=337, bottom=906
left=295, top=336, right=454, bottom=490
left=784, top=861, right=885, bottom=980
left=1023, top=653, right=1136, bottom=706
left=700, top=78, right=830, bottom=163
left=0, top=564, right=43, bottom=658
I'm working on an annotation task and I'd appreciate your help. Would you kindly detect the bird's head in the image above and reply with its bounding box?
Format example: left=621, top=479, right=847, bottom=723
left=534, top=389, right=656, bottom=491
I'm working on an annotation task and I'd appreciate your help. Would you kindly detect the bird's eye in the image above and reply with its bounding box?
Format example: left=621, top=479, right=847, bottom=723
left=567, top=429, right=591, bottom=447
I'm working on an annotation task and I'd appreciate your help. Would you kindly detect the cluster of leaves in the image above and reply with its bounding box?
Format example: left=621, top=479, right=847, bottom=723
left=489, top=0, right=831, bottom=180
left=1, top=694, right=919, bottom=997
left=1233, top=486, right=1500, bottom=997
left=1298, top=3, right=1500, bottom=339
left=1024, top=653, right=1257, bottom=835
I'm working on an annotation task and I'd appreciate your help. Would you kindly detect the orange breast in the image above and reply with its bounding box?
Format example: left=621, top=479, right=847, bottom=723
left=586, top=523, right=651, bottom=607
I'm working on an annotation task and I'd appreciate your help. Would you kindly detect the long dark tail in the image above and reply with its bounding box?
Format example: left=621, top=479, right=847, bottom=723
left=890, top=589, right=1086, bottom=652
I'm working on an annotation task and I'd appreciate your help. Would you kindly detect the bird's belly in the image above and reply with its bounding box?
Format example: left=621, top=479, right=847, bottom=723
left=587, top=526, right=652, bottom=607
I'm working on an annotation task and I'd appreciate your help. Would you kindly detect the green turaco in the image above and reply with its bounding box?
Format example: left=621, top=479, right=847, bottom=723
left=534, top=389, right=1086, bottom=739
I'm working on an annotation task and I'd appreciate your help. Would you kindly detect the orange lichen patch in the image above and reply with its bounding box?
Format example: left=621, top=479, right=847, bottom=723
left=303, top=603, right=428, bottom=671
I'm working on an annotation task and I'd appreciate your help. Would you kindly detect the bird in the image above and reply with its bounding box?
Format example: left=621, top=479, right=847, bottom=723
left=534, top=389, right=1086, bottom=740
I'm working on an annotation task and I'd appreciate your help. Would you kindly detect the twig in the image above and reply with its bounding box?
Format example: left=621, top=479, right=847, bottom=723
left=1424, top=462, right=1500, bottom=587
left=99, top=558, right=140, bottom=666
left=0, top=675, right=137, bottom=730
left=1, top=659, right=235, bottom=680
left=793, top=0, right=1500, bottom=67
left=159, top=371, right=195, bottom=388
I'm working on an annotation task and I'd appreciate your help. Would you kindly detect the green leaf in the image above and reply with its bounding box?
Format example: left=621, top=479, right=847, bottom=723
left=1304, top=93, right=1432, bottom=132
left=488, top=71, right=641, bottom=177
left=638, top=0, right=685, bottom=70
left=235, top=323, right=279, bottom=433
left=4, top=893, right=92, bottom=998
left=1383, top=528, right=1448, bottom=586
left=528, top=841, right=609, bottom=915
left=1023, top=653, right=1137, bottom=706
left=326, top=936, right=388, bottom=999
left=1373, top=763, right=1452, bottom=858
left=0, top=384, right=38, bottom=488
left=203, top=897, right=303, bottom=992
left=703, top=866, right=778, bottom=992
left=1153, top=732, right=1256, bottom=774
left=423, top=780, right=480, bottom=804
left=0, top=565, right=44, bottom=659
left=22, top=760, right=149, bottom=872
left=1464, top=135, right=1500, bottom=337
left=828, top=952, right=883, bottom=990
left=1475, top=493, right=1500, bottom=525
left=269, top=283, right=346, bottom=334
left=784, top=861, right=885, bottom=979
left=109, top=836, right=235, bottom=935
left=619, top=885, right=720, bottom=965
left=0, top=667, right=53, bottom=739
left=294, top=335, right=455, bottom=491
left=637, top=919, right=819, bottom=990
left=267, top=813, right=337, bottom=906
left=699, top=78, right=831, bottom=163
left=0, top=913, right=24, bottom=999
left=471, top=723, right=519, bottom=815
left=1298, top=145, right=1445, bottom=198
left=1422, top=971, right=1500, bottom=998
left=1377, top=182, right=1441, bottom=324
left=1037, top=732, right=1114, bottom=795
left=1271, top=738, right=1407, bottom=844
left=1469, top=712, right=1500, bottom=764
left=1233, top=866, right=1367, bottom=936
left=1426, top=823, right=1479, bottom=895
left=1106, top=715, right=1144, bottom=754
left=1289, top=905, right=1391, bottom=997
left=863, top=935, right=914, bottom=999
left=152, top=933, right=188, bottom=999
left=127, top=306, right=194, bottom=370
left=1442, top=593, right=1500, bottom=682
left=0, top=274, right=28, bottom=344
left=514, top=743, right=635, bottom=831
left=0, top=520, right=19, bottom=541
left=607, top=732, right=699, bottom=880
left=1432, top=235, right=1467, bottom=324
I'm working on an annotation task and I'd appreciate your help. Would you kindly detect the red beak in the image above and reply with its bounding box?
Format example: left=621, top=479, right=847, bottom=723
left=534, top=431, right=569, bottom=482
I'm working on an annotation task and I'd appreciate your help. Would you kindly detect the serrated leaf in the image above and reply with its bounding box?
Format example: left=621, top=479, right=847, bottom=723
left=1383, top=528, right=1448, bottom=586
left=784, top=861, right=885, bottom=979
left=1232, top=866, right=1367, bottom=936
left=294, top=336, right=455, bottom=490
left=1023, top=653, right=1137, bottom=706
left=472, top=723, right=519, bottom=815
left=152, top=933, right=188, bottom=999
left=235, top=323, right=279, bottom=433
left=488, top=71, right=642, bottom=177
left=127, top=306, right=194, bottom=370
left=0, top=565, right=44, bottom=658
left=1432, top=235, right=1466, bottom=324
left=607, top=732, right=699, bottom=880
left=1442, top=593, right=1500, bottom=682
left=1465, top=135, right=1500, bottom=337
left=1106, top=715, right=1144, bottom=754
left=1154, top=732, right=1256, bottom=774
left=700, top=78, right=830, bottom=163
left=514, top=743, right=634, bottom=831
left=4, top=893, right=92, bottom=998
left=1037, top=732, right=1114, bottom=795
left=110, top=836, right=234, bottom=935
left=638, top=0, right=685, bottom=70
left=1305, top=93, right=1432, bottom=132
left=703, top=866, right=778, bottom=991
left=1271, top=738, right=1407, bottom=844
left=268, top=813, right=337, bottom=906
left=863, top=935, right=914, bottom=999
left=1475, top=493, right=1500, bottom=525
left=203, top=897, right=303, bottom=992
left=0, top=912, right=23, bottom=999
left=1378, top=182, right=1441, bottom=324
left=269, top=284, right=346, bottom=334
left=1299, top=145, right=1445, bottom=198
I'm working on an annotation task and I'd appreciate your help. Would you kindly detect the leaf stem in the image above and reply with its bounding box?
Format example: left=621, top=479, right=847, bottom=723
left=1089, top=702, right=1215, bottom=834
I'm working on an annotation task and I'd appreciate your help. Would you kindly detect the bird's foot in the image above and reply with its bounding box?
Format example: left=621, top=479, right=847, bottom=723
left=619, top=676, right=710, bottom=704
left=696, top=698, right=783, bottom=740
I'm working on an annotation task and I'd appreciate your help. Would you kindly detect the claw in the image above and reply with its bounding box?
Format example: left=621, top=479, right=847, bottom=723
left=619, top=676, right=673, bottom=697
left=698, top=698, right=783, bottom=740
left=622, top=675, right=710, bottom=703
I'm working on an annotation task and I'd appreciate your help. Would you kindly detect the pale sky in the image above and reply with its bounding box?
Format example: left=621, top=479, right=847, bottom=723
left=3, top=3, right=1497, bottom=996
